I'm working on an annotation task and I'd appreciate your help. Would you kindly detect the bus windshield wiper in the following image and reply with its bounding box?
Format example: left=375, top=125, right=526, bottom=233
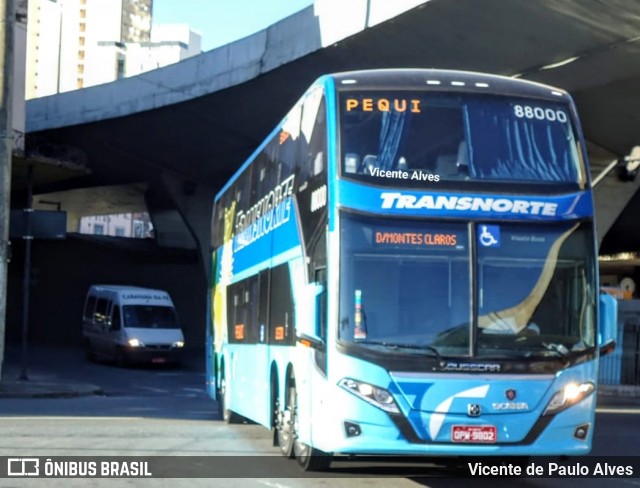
left=524, top=342, right=572, bottom=363
left=542, top=342, right=571, bottom=357
left=359, top=341, right=444, bottom=361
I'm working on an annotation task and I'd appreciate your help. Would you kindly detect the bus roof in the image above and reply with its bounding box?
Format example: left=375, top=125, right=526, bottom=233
left=328, top=69, right=570, bottom=100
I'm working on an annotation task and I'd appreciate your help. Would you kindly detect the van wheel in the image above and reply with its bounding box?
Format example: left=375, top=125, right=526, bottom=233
left=115, top=349, right=128, bottom=368
left=83, top=340, right=95, bottom=362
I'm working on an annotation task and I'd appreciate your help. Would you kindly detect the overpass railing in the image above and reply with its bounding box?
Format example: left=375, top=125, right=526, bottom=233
left=599, top=299, right=640, bottom=386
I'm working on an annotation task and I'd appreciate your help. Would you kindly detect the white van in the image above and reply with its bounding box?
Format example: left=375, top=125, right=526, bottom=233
left=82, top=285, right=185, bottom=365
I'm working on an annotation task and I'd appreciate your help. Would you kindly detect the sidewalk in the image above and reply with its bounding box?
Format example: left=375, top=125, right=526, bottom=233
left=0, top=366, right=104, bottom=398
left=0, top=344, right=103, bottom=399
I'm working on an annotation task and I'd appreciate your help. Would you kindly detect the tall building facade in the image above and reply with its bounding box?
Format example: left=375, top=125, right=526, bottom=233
left=26, top=0, right=200, bottom=99
left=79, top=212, right=153, bottom=238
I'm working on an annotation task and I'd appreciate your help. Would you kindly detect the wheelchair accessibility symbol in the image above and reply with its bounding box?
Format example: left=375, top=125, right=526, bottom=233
left=479, top=225, right=500, bottom=247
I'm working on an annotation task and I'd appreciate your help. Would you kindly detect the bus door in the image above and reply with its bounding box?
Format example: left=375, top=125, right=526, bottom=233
left=294, top=266, right=328, bottom=447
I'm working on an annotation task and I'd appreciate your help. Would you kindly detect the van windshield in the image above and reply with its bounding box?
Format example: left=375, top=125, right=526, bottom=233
left=123, top=305, right=179, bottom=329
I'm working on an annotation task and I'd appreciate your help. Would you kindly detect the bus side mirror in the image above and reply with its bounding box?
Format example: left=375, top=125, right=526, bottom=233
left=599, top=292, right=618, bottom=356
left=315, top=281, right=327, bottom=341
left=296, top=282, right=326, bottom=347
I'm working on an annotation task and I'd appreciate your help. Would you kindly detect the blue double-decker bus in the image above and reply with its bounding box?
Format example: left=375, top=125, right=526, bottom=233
left=206, top=69, right=617, bottom=470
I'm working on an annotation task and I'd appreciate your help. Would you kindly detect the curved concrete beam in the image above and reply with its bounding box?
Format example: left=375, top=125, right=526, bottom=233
left=26, top=1, right=427, bottom=132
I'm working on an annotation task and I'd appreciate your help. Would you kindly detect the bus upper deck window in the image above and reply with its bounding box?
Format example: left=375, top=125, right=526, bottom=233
left=313, top=152, right=324, bottom=176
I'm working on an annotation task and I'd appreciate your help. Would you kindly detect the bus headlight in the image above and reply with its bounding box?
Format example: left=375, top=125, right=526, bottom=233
left=338, top=378, right=400, bottom=414
left=543, top=381, right=595, bottom=415
left=127, top=338, right=144, bottom=348
left=172, top=341, right=185, bottom=348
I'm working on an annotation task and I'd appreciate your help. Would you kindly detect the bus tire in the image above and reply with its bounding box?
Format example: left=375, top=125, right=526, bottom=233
left=271, top=371, right=280, bottom=447
left=289, top=384, right=332, bottom=471
left=295, top=443, right=332, bottom=472
left=219, top=374, right=243, bottom=424
left=276, top=380, right=296, bottom=458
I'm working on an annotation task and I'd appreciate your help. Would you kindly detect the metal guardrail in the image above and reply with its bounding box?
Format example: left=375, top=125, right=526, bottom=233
left=599, top=323, right=625, bottom=385
left=621, top=323, right=640, bottom=385
left=600, top=318, right=640, bottom=386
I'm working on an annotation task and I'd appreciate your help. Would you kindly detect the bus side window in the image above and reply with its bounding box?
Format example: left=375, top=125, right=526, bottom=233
left=227, top=285, right=244, bottom=343
left=258, top=270, right=270, bottom=343
left=303, top=90, right=326, bottom=181
left=315, top=268, right=327, bottom=341
left=226, top=277, right=260, bottom=343
left=270, top=263, right=296, bottom=345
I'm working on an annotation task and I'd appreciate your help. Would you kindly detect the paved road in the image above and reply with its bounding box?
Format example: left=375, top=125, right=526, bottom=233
left=0, top=345, right=639, bottom=487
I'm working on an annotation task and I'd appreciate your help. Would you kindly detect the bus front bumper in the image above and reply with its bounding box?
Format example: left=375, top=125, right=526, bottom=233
left=315, top=388, right=596, bottom=456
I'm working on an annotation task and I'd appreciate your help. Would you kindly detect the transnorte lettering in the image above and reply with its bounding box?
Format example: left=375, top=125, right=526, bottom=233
left=233, top=175, right=295, bottom=251
left=380, top=192, right=558, bottom=216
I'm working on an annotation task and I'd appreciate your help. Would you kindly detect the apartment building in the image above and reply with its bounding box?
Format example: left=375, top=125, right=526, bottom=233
left=25, top=0, right=201, bottom=99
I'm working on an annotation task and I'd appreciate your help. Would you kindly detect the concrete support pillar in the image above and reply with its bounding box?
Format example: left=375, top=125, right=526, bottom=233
left=145, top=174, right=214, bottom=282
left=594, top=169, right=640, bottom=248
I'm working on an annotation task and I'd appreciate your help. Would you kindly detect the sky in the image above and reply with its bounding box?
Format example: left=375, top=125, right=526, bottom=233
left=152, top=0, right=314, bottom=52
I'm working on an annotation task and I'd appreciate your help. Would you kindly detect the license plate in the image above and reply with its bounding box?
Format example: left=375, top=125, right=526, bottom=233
left=451, top=425, right=497, bottom=443
left=152, top=357, right=167, bottom=364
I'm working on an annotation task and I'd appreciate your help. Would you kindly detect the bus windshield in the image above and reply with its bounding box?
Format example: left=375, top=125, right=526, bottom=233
left=339, top=90, right=585, bottom=188
left=339, top=213, right=471, bottom=354
left=472, top=222, right=596, bottom=357
left=338, top=213, right=596, bottom=358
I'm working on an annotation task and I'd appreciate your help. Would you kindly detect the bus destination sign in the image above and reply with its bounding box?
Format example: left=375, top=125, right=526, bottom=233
left=373, top=229, right=465, bottom=251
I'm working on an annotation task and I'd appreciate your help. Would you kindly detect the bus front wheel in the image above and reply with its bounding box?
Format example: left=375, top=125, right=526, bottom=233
left=294, top=441, right=332, bottom=472
left=219, top=373, right=243, bottom=424
left=288, top=382, right=332, bottom=471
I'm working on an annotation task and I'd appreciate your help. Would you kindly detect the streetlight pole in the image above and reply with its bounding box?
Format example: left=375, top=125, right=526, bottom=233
left=0, top=0, right=15, bottom=383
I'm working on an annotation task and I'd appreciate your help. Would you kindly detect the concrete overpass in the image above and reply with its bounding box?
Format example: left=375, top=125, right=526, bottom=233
left=10, top=0, right=640, bottom=347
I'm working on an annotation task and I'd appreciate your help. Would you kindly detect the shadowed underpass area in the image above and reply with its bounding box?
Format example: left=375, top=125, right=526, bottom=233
left=7, top=0, right=640, bottom=365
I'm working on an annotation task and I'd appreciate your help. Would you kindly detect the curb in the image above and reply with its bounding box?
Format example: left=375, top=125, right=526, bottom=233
left=0, top=384, right=104, bottom=399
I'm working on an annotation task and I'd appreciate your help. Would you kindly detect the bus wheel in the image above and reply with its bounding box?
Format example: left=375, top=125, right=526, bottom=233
left=290, top=387, right=332, bottom=471
left=294, top=441, right=332, bottom=471
left=276, top=381, right=296, bottom=458
left=219, top=374, right=242, bottom=424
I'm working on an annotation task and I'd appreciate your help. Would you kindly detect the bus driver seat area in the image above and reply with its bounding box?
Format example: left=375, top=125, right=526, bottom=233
left=343, top=153, right=381, bottom=175
left=435, top=141, right=469, bottom=180
left=361, top=154, right=379, bottom=174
